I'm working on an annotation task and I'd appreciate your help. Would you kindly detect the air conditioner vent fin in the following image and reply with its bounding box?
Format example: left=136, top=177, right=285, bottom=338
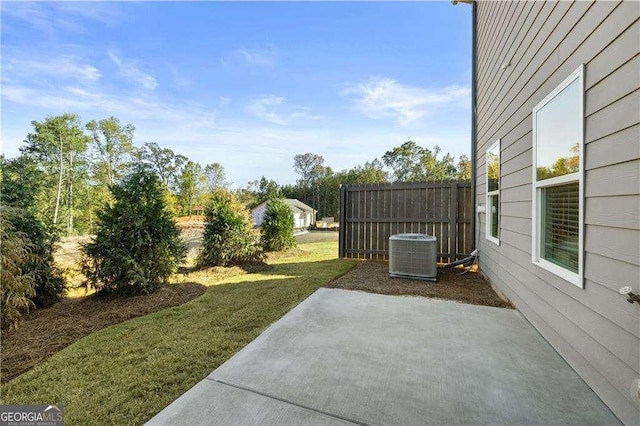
left=389, top=233, right=437, bottom=281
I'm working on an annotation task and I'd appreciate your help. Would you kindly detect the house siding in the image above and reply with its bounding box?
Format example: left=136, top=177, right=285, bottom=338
left=251, top=199, right=315, bottom=228
left=251, top=203, right=267, bottom=226
left=475, top=1, right=640, bottom=424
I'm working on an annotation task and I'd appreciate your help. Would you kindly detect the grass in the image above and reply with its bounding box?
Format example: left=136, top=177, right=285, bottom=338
left=1, top=283, right=207, bottom=383
left=1, top=241, right=356, bottom=425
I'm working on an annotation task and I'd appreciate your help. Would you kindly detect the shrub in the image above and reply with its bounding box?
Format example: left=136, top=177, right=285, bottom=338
left=198, top=189, right=262, bottom=266
left=13, top=211, right=65, bottom=307
left=1, top=157, right=65, bottom=312
left=81, top=170, right=186, bottom=296
left=261, top=198, right=297, bottom=252
left=1, top=207, right=36, bottom=330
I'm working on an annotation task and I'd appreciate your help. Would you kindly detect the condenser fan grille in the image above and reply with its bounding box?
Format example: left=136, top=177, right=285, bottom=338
left=389, top=233, right=437, bottom=281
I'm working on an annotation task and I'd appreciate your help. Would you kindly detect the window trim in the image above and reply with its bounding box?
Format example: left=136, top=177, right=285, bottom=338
left=531, top=65, right=584, bottom=288
left=485, top=139, right=500, bottom=246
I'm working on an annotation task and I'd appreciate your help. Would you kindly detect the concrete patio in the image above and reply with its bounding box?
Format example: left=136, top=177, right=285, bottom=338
left=148, top=288, right=620, bottom=425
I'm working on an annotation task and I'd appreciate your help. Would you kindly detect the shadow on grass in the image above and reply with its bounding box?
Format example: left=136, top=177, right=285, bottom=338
left=177, top=260, right=273, bottom=275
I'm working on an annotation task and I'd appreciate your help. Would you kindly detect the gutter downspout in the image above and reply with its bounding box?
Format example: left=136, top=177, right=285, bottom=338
left=470, top=1, right=477, bottom=253
left=444, top=0, right=477, bottom=269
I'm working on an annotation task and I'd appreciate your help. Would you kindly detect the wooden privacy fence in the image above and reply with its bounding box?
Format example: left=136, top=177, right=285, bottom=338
left=338, top=181, right=473, bottom=263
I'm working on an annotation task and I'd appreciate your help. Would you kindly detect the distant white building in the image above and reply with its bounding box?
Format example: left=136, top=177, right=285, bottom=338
left=251, top=199, right=316, bottom=229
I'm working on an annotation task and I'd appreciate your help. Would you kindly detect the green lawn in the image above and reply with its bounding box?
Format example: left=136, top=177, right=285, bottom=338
left=1, top=241, right=355, bottom=425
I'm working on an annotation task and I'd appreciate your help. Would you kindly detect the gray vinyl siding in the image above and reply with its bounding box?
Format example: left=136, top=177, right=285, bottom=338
left=475, top=1, right=640, bottom=425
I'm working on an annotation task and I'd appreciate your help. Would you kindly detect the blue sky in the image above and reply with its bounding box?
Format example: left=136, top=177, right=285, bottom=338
left=1, top=1, right=472, bottom=187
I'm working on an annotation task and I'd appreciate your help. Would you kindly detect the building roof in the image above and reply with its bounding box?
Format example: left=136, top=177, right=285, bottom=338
left=282, top=199, right=316, bottom=213
left=252, top=198, right=316, bottom=214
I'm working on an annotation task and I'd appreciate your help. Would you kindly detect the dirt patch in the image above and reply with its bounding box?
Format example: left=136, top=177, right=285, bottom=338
left=1, top=283, right=206, bottom=383
left=326, top=260, right=513, bottom=309
left=175, top=215, right=205, bottom=224
left=54, top=235, right=91, bottom=267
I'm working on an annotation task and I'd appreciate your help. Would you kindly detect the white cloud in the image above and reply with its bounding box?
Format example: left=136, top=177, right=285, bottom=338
left=3, top=56, right=101, bottom=83
left=55, top=2, right=121, bottom=25
left=247, top=95, right=309, bottom=126
left=108, top=51, right=158, bottom=90
left=1, top=50, right=215, bottom=130
left=235, top=48, right=276, bottom=67
left=344, top=77, right=470, bottom=126
left=1, top=82, right=217, bottom=129
left=1, top=2, right=121, bottom=34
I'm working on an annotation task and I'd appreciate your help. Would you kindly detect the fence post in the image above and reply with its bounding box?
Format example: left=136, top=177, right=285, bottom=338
left=449, top=182, right=458, bottom=263
left=338, top=185, right=346, bottom=258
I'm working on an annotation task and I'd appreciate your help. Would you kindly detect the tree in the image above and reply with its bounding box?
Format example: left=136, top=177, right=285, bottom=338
left=382, top=141, right=458, bottom=182
left=261, top=198, right=297, bottom=252
left=293, top=153, right=326, bottom=205
left=457, top=155, right=471, bottom=180
left=177, top=160, right=204, bottom=216
left=86, top=117, right=135, bottom=186
left=235, top=186, right=258, bottom=209
left=138, top=142, right=188, bottom=190
left=81, top=170, right=186, bottom=296
left=240, top=177, right=280, bottom=210
left=203, top=162, right=228, bottom=192
left=250, top=176, right=281, bottom=207
left=382, top=141, right=422, bottom=182
left=342, top=159, right=389, bottom=184
left=198, top=189, right=262, bottom=266
left=21, top=114, right=90, bottom=234
left=293, top=153, right=325, bottom=188
left=1, top=155, right=44, bottom=211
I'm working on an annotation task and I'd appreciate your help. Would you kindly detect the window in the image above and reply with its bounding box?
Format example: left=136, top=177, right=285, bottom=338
left=486, top=140, right=500, bottom=245
left=532, top=65, right=584, bottom=287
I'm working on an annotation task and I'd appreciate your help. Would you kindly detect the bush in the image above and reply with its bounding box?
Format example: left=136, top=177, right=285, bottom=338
left=13, top=211, right=65, bottom=308
left=261, top=198, right=297, bottom=252
left=1, top=207, right=36, bottom=330
left=1, top=157, right=65, bottom=314
left=81, top=170, right=186, bottom=296
left=198, top=189, right=262, bottom=266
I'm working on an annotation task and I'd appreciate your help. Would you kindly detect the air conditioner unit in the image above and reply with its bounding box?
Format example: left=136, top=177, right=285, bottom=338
left=389, top=233, right=438, bottom=281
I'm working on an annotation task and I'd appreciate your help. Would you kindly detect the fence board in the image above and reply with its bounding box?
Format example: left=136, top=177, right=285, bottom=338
left=339, top=181, right=473, bottom=262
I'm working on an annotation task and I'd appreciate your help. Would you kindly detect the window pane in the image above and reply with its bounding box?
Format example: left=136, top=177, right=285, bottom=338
left=535, top=79, right=581, bottom=181
left=541, top=183, right=579, bottom=273
left=490, top=194, right=499, bottom=239
left=487, top=145, right=499, bottom=192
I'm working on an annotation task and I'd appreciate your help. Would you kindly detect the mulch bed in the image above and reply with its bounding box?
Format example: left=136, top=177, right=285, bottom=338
left=1, top=283, right=206, bottom=384
left=326, top=260, right=513, bottom=309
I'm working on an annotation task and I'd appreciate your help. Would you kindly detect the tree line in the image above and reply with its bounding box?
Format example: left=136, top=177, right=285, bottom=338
left=3, top=113, right=227, bottom=237
left=243, top=141, right=471, bottom=219
left=4, top=113, right=471, bottom=237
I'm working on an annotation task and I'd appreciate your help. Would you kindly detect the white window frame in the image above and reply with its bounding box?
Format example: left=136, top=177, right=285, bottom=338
left=485, top=139, right=500, bottom=245
left=531, top=65, right=584, bottom=288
